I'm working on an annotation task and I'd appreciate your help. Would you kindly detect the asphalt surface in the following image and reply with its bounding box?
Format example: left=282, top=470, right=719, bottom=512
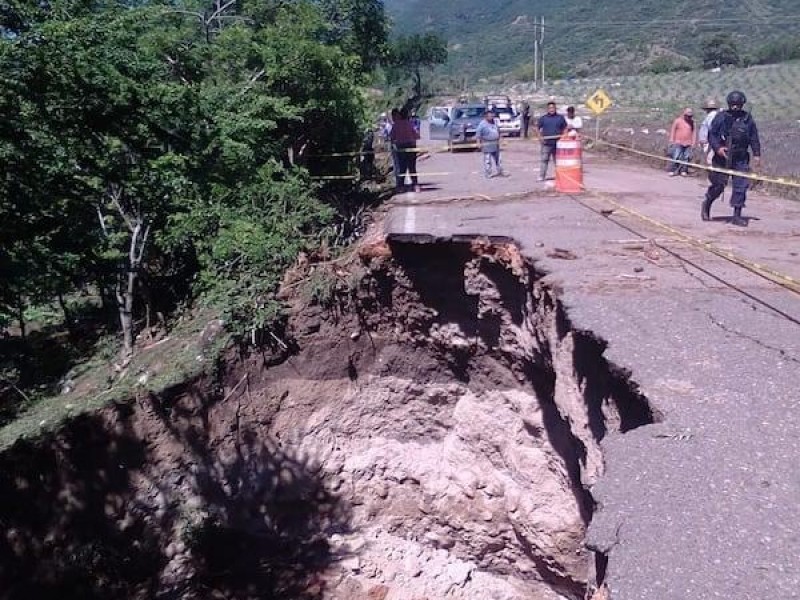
left=384, top=128, right=800, bottom=599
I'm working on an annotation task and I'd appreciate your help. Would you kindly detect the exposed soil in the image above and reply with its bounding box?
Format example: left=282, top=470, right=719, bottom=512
left=0, top=239, right=658, bottom=600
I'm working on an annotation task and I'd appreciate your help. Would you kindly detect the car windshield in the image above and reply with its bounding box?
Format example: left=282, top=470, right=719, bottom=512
left=453, top=106, right=484, bottom=119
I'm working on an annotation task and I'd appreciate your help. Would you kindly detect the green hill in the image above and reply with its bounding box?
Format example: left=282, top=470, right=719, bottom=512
left=384, top=0, right=800, bottom=79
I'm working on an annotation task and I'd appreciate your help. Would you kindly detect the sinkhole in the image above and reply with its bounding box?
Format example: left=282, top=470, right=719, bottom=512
left=0, top=240, right=658, bottom=600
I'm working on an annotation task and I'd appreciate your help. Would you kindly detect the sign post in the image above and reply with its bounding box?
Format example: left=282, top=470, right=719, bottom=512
left=586, top=88, right=613, bottom=146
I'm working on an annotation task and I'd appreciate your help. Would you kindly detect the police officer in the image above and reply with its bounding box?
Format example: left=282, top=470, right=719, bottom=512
left=701, top=91, right=762, bottom=226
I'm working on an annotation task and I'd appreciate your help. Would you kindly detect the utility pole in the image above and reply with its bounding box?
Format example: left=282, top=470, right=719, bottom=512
left=533, top=16, right=545, bottom=90
left=533, top=18, right=539, bottom=90
left=540, top=16, right=545, bottom=88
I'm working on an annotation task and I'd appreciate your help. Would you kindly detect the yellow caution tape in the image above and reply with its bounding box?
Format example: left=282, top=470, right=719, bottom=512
left=306, top=134, right=554, bottom=158
left=601, top=195, right=800, bottom=294
left=587, top=136, right=800, bottom=189
left=551, top=165, right=800, bottom=296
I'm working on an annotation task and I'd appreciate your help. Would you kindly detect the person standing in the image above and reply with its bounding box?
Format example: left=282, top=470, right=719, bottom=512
left=410, top=110, right=421, bottom=136
left=702, top=90, right=762, bottom=226
left=565, top=106, right=583, bottom=138
left=379, top=112, right=392, bottom=151
left=476, top=109, right=503, bottom=178
left=698, top=98, right=719, bottom=165
left=537, top=101, right=566, bottom=181
left=521, top=102, right=531, bottom=138
left=390, top=107, right=421, bottom=193
left=387, top=108, right=401, bottom=182
left=358, top=127, right=376, bottom=180
left=668, top=107, right=696, bottom=176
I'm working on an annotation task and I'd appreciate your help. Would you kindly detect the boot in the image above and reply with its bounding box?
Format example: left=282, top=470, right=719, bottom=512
left=731, top=206, right=746, bottom=227
left=701, top=196, right=712, bottom=221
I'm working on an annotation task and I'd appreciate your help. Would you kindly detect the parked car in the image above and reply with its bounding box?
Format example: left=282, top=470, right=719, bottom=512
left=447, top=103, right=485, bottom=151
left=483, top=94, right=512, bottom=108
left=493, top=106, right=522, bottom=137
left=484, top=94, right=521, bottom=137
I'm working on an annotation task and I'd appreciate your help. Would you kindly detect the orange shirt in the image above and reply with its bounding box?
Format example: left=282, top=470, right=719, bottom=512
left=670, top=116, right=696, bottom=146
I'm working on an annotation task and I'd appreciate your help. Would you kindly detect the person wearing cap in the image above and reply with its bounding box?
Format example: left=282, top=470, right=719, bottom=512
left=667, top=107, right=696, bottom=176
left=698, top=98, right=719, bottom=165
left=521, top=101, right=531, bottom=138
left=475, top=109, right=503, bottom=178
left=702, top=90, right=762, bottom=226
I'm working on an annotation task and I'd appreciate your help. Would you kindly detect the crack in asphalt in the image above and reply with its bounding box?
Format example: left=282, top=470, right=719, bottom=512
left=708, top=315, right=800, bottom=365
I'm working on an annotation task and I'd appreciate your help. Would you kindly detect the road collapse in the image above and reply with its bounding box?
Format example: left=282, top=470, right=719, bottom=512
left=0, top=239, right=658, bottom=600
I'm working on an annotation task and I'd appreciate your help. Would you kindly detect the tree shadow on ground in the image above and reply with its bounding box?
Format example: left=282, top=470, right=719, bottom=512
left=0, top=379, right=349, bottom=600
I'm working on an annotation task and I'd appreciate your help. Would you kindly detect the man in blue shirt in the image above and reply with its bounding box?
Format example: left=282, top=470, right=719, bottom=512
left=475, top=109, right=503, bottom=178
left=537, top=101, right=567, bottom=181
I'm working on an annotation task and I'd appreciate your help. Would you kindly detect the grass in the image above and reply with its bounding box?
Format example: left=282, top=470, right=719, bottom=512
left=0, top=308, right=231, bottom=451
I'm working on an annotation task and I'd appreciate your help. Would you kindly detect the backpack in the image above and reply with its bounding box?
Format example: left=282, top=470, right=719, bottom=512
left=727, top=112, right=751, bottom=151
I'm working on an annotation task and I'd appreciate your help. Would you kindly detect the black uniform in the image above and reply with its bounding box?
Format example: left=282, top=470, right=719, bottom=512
left=703, top=107, right=761, bottom=222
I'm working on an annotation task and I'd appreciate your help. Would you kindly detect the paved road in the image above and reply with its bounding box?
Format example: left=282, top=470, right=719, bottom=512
left=385, top=133, right=800, bottom=599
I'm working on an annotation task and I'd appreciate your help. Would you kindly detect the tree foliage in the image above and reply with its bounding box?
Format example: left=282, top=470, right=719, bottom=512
left=751, top=35, right=800, bottom=65
left=702, top=33, right=740, bottom=69
left=386, top=33, right=447, bottom=99
left=0, top=0, right=386, bottom=357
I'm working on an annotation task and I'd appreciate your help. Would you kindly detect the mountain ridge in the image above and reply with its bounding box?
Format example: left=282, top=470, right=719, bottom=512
left=384, top=0, right=800, bottom=78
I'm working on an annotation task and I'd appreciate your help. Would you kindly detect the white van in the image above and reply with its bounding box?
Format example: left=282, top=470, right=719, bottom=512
left=428, top=106, right=453, bottom=140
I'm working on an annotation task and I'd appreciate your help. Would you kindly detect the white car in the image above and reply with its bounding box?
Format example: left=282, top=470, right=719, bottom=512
left=493, top=106, right=522, bottom=137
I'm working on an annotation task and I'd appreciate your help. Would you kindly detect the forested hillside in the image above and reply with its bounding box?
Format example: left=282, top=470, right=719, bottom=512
left=0, top=0, right=387, bottom=413
left=384, top=0, right=800, bottom=79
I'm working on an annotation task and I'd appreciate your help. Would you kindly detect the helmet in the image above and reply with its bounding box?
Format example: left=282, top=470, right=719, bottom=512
left=726, top=91, right=747, bottom=107
left=702, top=97, right=718, bottom=110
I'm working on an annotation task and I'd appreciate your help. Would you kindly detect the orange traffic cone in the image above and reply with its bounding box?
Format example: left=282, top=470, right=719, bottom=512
left=555, top=135, right=583, bottom=193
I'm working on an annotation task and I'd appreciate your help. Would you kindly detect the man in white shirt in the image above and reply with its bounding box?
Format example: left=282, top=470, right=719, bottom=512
left=565, top=106, right=583, bottom=137
left=698, top=97, right=719, bottom=165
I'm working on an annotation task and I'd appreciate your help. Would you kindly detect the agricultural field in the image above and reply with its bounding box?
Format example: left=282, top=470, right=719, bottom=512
left=543, top=60, right=800, bottom=120
left=474, top=61, right=800, bottom=190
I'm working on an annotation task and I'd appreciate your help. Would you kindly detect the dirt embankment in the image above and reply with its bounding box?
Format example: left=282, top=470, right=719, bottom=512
left=0, top=240, right=657, bottom=600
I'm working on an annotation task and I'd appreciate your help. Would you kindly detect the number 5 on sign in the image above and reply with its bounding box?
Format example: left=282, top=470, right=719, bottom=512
left=587, top=89, right=613, bottom=115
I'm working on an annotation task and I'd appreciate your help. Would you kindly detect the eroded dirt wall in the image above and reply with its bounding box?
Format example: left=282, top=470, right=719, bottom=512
left=0, top=240, right=656, bottom=600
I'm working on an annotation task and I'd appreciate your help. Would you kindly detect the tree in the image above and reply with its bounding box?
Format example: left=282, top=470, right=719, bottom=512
left=702, top=33, right=740, bottom=69
left=1, top=0, right=385, bottom=362
left=316, top=0, right=388, bottom=70
left=387, top=33, right=448, bottom=100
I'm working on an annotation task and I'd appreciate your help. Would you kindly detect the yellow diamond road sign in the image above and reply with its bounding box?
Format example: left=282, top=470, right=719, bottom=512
left=587, top=88, right=613, bottom=115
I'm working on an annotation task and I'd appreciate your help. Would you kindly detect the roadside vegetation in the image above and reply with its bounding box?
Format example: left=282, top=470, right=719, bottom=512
left=0, top=0, right=445, bottom=440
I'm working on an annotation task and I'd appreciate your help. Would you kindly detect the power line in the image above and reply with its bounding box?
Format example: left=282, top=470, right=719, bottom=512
left=564, top=16, right=800, bottom=26
left=510, top=15, right=800, bottom=32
